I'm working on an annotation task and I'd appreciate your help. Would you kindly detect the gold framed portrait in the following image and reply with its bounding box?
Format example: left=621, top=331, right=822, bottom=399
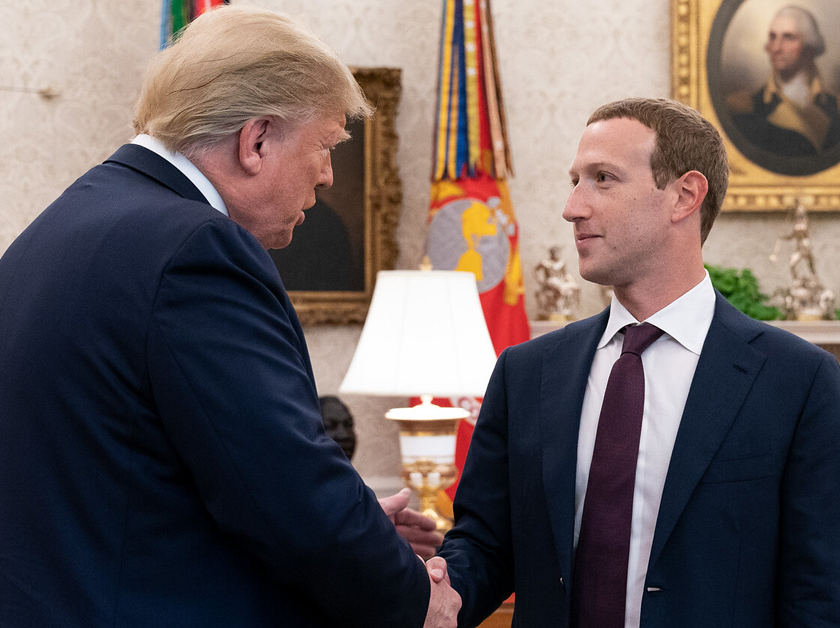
left=672, top=0, right=840, bottom=211
left=267, top=67, right=402, bottom=325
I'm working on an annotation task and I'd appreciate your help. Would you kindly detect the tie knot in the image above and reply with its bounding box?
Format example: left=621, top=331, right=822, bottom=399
left=620, top=323, right=664, bottom=356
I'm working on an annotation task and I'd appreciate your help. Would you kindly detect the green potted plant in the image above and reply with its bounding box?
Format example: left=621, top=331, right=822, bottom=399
left=705, top=264, right=783, bottom=321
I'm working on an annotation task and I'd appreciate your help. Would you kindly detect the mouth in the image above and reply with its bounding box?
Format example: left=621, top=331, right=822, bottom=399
left=574, top=232, right=601, bottom=253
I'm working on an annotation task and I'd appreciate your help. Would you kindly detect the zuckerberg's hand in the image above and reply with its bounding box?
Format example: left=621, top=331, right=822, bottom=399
left=379, top=488, right=444, bottom=560
left=423, top=557, right=461, bottom=628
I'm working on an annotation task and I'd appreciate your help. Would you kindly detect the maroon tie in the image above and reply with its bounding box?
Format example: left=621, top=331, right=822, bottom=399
left=571, top=323, right=664, bottom=628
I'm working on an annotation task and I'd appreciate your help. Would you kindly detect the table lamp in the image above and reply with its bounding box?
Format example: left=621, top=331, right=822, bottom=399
left=339, top=269, right=497, bottom=531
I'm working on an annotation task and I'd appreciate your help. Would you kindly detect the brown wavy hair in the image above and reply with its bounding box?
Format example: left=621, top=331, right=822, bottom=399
left=588, top=98, right=729, bottom=244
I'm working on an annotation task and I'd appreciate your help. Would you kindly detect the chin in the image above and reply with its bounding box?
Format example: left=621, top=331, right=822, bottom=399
left=577, top=263, right=598, bottom=282
left=579, top=266, right=613, bottom=287
left=263, top=232, right=293, bottom=250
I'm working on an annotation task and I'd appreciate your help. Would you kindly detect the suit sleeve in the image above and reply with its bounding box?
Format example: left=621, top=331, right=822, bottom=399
left=778, top=352, right=840, bottom=627
left=146, top=220, right=429, bottom=628
left=438, top=348, right=516, bottom=627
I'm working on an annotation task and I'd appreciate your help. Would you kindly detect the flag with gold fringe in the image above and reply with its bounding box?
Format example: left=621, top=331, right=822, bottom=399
left=424, top=0, right=530, bottom=512
left=160, top=0, right=229, bottom=49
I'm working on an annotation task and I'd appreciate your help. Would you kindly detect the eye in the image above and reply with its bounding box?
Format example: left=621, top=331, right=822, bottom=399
left=597, top=172, right=609, bottom=183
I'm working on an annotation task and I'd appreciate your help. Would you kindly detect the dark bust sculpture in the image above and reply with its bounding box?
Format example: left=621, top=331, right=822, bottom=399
left=320, top=395, right=356, bottom=460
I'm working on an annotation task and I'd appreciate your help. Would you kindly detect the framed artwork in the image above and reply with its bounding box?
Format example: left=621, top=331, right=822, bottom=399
left=268, top=67, right=402, bottom=325
left=672, top=0, right=840, bottom=211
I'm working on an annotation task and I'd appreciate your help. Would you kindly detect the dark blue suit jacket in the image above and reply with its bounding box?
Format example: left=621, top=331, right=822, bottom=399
left=438, top=295, right=840, bottom=627
left=0, top=145, right=429, bottom=627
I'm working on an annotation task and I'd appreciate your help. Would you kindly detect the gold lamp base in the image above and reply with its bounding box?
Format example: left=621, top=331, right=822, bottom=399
left=405, top=458, right=457, bottom=533
left=386, top=396, right=467, bottom=533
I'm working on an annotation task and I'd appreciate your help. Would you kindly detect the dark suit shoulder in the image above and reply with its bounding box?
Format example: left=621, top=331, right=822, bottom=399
left=59, top=156, right=244, bottom=260
left=751, top=321, right=834, bottom=365
left=507, top=310, right=609, bottom=356
left=713, top=295, right=833, bottom=366
left=104, top=143, right=209, bottom=205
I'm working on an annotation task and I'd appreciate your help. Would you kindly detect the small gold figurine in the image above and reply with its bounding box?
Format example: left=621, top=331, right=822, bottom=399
left=770, top=202, right=835, bottom=320
left=534, top=246, right=579, bottom=322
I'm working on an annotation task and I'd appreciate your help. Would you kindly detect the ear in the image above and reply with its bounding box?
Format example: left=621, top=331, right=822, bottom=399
left=237, top=118, right=272, bottom=176
left=671, top=170, right=708, bottom=225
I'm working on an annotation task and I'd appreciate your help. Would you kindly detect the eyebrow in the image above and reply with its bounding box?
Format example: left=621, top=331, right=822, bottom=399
left=768, top=24, right=800, bottom=36
left=568, top=161, right=619, bottom=177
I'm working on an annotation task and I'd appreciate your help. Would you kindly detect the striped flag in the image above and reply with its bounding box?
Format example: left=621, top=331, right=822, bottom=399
left=425, top=0, right=530, bottom=509
left=160, top=0, right=229, bottom=49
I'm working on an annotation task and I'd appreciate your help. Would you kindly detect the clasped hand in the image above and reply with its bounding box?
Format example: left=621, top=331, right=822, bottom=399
left=379, top=489, right=461, bottom=627
left=423, top=556, right=461, bottom=628
left=378, top=488, right=443, bottom=560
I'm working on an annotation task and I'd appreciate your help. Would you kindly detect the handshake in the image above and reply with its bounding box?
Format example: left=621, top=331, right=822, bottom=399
left=380, top=489, right=462, bottom=628
left=423, top=556, right=461, bottom=628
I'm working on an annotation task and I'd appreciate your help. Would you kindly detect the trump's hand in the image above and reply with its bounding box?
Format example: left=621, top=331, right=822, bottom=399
left=423, top=557, right=461, bottom=628
left=379, top=488, right=444, bottom=560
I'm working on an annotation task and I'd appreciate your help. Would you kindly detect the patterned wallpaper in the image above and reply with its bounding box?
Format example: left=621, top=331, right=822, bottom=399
left=0, top=1, right=158, bottom=248
left=2, top=0, right=839, bottom=480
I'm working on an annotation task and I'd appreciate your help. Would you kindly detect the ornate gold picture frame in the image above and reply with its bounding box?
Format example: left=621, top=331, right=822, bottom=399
left=268, top=67, right=402, bottom=325
left=672, top=0, right=840, bottom=211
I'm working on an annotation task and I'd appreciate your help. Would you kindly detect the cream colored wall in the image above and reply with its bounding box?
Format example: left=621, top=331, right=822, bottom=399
left=2, top=0, right=838, bottom=482
left=0, top=2, right=159, bottom=246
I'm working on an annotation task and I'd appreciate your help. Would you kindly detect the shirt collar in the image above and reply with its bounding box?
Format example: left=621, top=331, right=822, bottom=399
left=763, top=69, right=826, bottom=104
left=130, top=134, right=228, bottom=216
left=598, top=270, right=716, bottom=355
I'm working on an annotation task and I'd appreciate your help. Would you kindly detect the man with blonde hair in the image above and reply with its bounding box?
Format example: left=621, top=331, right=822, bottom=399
left=438, top=97, right=840, bottom=627
left=0, top=6, right=459, bottom=627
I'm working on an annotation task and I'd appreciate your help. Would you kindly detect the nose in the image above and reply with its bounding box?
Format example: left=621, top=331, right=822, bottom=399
left=562, top=184, right=587, bottom=223
left=316, top=153, right=334, bottom=190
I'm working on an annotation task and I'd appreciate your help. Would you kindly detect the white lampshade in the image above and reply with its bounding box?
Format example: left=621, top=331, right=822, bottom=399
left=339, top=270, right=497, bottom=398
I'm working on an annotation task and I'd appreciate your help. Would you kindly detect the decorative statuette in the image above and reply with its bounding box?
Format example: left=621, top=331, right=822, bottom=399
left=770, top=201, right=836, bottom=320
left=534, top=246, right=579, bottom=322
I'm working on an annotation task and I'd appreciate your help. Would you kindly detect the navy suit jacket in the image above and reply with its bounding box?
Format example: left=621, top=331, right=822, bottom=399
left=0, top=145, right=429, bottom=627
left=438, top=295, right=840, bottom=628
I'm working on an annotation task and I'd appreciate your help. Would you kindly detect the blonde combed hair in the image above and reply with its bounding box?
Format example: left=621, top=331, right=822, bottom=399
left=133, top=5, right=372, bottom=156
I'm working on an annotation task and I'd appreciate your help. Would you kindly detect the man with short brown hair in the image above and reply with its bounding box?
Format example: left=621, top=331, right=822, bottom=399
left=438, top=97, right=840, bottom=628
left=586, top=98, right=728, bottom=244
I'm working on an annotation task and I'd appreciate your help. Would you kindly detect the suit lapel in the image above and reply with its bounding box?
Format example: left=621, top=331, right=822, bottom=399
left=105, top=144, right=210, bottom=205
left=539, top=310, right=608, bottom=582
left=648, top=294, right=766, bottom=569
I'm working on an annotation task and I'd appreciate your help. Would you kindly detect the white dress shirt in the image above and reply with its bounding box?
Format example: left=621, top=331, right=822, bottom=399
left=131, top=134, right=229, bottom=216
left=574, top=272, right=716, bottom=628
